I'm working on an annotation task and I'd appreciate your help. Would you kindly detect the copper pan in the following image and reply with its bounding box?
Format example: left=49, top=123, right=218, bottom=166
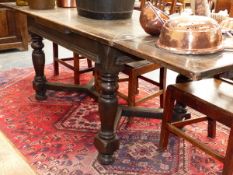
left=156, top=15, right=224, bottom=55
left=57, top=0, right=76, bottom=8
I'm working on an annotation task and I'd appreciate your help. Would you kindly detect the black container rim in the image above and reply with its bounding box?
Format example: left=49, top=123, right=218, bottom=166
left=78, top=9, right=133, bottom=20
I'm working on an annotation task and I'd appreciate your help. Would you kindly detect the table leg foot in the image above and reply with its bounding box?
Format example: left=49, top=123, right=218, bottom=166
left=94, top=134, right=119, bottom=165
left=35, top=92, right=47, bottom=100
left=97, top=154, right=114, bottom=165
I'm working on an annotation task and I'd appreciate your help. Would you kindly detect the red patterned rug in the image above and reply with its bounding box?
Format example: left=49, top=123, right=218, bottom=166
left=0, top=64, right=228, bottom=175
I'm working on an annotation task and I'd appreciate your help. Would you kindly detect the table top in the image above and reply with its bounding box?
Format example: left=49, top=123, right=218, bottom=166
left=2, top=2, right=233, bottom=80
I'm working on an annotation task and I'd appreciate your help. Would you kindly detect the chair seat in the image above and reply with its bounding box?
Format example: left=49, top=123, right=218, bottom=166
left=125, top=60, right=157, bottom=68
left=124, top=60, right=161, bottom=74
left=172, top=78, right=233, bottom=126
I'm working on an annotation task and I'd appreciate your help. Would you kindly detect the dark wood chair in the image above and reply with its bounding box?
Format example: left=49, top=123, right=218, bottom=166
left=136, top=0, right=183, bottom=14
left=159, top=78, right=233, bottom=175
left=118, top=60, right=166, bottom=107
left=53, top=42, right=94, bottom=84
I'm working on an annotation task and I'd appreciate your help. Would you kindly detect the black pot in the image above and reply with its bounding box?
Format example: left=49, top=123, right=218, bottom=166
left=76, top=0, right=135, bottom=20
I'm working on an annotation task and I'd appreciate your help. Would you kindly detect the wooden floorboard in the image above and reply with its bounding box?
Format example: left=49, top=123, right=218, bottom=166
left=0, top=131, right=37, bottom=175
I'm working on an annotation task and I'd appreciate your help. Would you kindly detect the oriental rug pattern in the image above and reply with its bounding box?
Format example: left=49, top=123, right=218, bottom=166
left=0, top=65, right=228, bottom=175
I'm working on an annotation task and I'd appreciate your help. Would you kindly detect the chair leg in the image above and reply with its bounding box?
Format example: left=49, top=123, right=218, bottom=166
left=135, top=75, right=139, bottom=95
left=128, top=70, right=137, bottom=106
left=73, top=53, right=80, bottom=84
left=125, top=70, right=138, bottom=125
left=207, top=117, right=216, bottom=138
left=169, top=0, right=176, bottom=14
left=159, top=85, right=176, bottom=150
left=222, top=125, right=233, bottom=175
left=87, top=59, right=92, bottom=68
left=53, top=42, right=59, bottom=76
left=94, top=70, right=101, bottom=93
left=159, top=67, right=167, bottom=108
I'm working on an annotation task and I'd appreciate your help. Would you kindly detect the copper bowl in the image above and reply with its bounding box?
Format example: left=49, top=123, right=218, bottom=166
left=57, top=0, right=76, bottom=8
left=157, top=15, right=223, bottom=54
left=140, top=2, right=169, bottom=36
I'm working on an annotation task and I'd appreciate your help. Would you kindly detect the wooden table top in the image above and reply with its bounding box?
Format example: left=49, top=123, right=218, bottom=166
left=2, top=2, right=233, bottom=80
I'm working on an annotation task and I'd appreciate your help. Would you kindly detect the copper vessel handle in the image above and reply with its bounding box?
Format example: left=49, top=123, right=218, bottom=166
left=147, top=1, right=169, bottom=25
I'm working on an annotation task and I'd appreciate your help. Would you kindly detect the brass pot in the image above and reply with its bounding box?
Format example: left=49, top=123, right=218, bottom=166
left=140, top=2, right=169, bottom=36
left=28, top=0, right=55, bottom=9
left=57, top=0, right=76, bottom=8
left=157, top=15, right=223, bottom=54
left=16, top=0, right=28, bottom=6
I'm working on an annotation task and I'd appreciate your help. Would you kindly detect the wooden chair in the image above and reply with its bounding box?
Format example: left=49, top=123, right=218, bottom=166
left=137, top=0, right=184, bottom=14
left=178, top=0, right=190, bottom=9
left=159, top=78, right=233, bottom=175
left=163, top=0, right=184, bottom=13
left=118, top=60, right=166, bottom=107
left=53, top=42, right=94, bottom=84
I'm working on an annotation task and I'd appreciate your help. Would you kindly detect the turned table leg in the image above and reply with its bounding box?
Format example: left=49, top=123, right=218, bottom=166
left=94, top=72, right=120, bottom=165
left=172, top=74, right=192, bottom=121
left=30, top=33, right=47, bottom=100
